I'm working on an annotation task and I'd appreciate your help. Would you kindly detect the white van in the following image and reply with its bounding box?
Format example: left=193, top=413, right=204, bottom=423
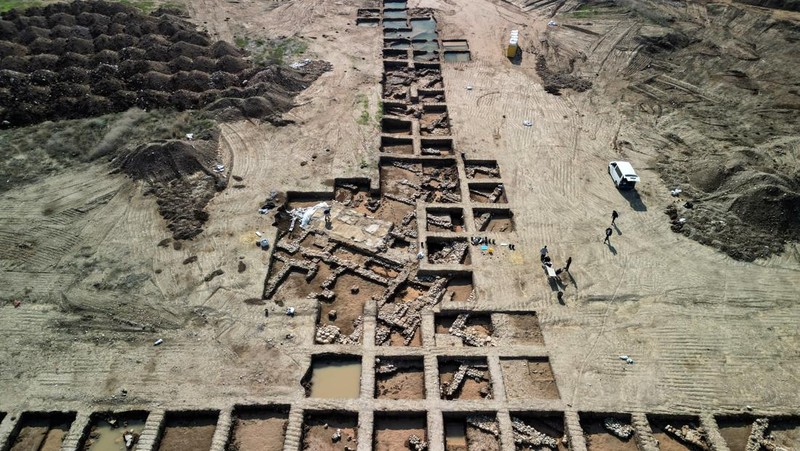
left=608, top=161, right=640, bottom=190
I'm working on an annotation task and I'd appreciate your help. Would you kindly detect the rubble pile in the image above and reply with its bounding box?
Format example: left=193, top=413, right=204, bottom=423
left=663, top=424, right=711, bottom=450
left=467, top=416, right=500, bottom=437
left=745, top=418, right=786, bottom=451
left=448, top=313, right=493, bottom=347
left=375, top=277, right=447, bottom=346
left=426, top=212, right=453, bottom=230
left=441, top=362, right=489, bottom=399
left=603, top=417, right=635, bottom=439
left=408, top=434, right=428, bottom=451
left=511, top=417, right=558, bottom=449
left=428, top=240, right=469, bottom=264
left=465, top=165, right=501, bottom=179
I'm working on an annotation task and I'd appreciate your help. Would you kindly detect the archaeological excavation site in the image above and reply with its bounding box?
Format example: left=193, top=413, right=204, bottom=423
left=1, top=0, right=800, bottom=450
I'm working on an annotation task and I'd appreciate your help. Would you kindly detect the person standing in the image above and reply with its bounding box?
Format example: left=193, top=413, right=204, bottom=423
left=565, top=256, right=572, bottom=271
left=604, top=227, right=613, bottom=244
left=540, top=245, right=548, bottom=262
left=557, top=291, right=564, bottom=303
left=611, top=210, right=619, bottom=225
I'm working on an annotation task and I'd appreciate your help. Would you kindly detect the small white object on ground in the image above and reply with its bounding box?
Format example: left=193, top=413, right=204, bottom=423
left=548, top=20, right=558, bottom=26
left=290, top=59, right=312, bottom=69
left=523, top=120, right=533, bottom=127
left=416, top=251, right=425, bottom=260
left=619, top=355, right=629, bottom=360
left=185, top=133, right=194, bottom=140
left=466, top=85, right=473, bottom=90
left=671, top=188, right=682, bottom=196
left=286, top=307, right=296, bottom=316
left=678, top=218, right=686, bottom=223
left=255, top=231, right=263, bottom=237
left=626, top=358, right=634, bottom=364
left=154, top=339, right=164, bottom=346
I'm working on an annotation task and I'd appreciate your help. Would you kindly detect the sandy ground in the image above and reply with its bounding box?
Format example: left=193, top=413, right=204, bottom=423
left=0, top=0, right=799, bottom=449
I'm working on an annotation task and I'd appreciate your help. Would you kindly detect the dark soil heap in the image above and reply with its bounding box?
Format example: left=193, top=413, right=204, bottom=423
left=0, top=0, right=331, bottom=127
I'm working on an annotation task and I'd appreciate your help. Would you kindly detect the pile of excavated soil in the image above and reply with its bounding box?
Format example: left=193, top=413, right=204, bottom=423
left=114, top=140, right=224, bottom=239
left=0, top=0, right=331, bottom=127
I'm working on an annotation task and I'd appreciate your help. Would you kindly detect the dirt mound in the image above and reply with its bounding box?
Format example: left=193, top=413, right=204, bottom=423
left=0, top=0, right=330, bottom=128
left=114, top=140, right=224, bottom=240
left=535, top=55, right=592, bottom=95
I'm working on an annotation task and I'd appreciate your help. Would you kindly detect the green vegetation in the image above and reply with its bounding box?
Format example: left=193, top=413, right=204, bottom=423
left=375, top=100, right=384, bottom=125
left=0, top=1, right=42, bottom=12
left=234, top=36, right=309, bottom=66
left=0, top=109, right=217, bottom=193
left=356, top=94, right=371, bottom=125
left=116, top=0, right=157, bottom=13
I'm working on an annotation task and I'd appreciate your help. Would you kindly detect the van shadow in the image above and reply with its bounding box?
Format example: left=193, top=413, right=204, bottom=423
left=618, top=189, right=647, bottom=212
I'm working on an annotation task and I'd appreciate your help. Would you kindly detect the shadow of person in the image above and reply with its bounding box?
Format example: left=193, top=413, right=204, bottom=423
left=606, top=242, right=617, bottom=255
left=613, top=223, right=622, bottom=235
left=548, top=277, right=565, bottom=292
left=618, top=189, right=647, bottom=212
left=568, top=272, right=578, bottom=289
left=324, top=218, right=332, bottom=230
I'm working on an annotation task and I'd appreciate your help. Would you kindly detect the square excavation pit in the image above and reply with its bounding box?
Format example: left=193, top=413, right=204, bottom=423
left=426, top=207, right=465, bottom=232
left=315, top=271, right=387, bottom=343
left=713, top=415, right=797, bottom=451
left=356, top=17, right=380, bottom=27
left=303, top=355, right=362, bottom=399
left=384, top=39, right=411, bottom=50
left=491, top=312, right=545, bottom=346
left=465, top=160, right=501, bottom=179
left=8, top=411, right=76, bottom=451
left=420, top=137, right=453, bottom=155
left=374, top=413, right=428, bottom=451
left=382, top=101, right=415, bottom=120
left=646, top=414, right=710, bottom=451
left=438, top=357, right=492, bottom=400
left=80, top=410, right=148, bottom=451
left=427, top=238, right=471, bottom=265
left=473, top=208, right=515, bottom=232
left=228, top=406, right=289, bottom=451
left=419, top=89, right=446, bottom=103
left=383, top=48, right=409, bottom=61
left=375, top=282, right=429, bottom=346
left=444, top=413, right=501, bottom=451
left=510, top=412, right=569, bottom=451
left=469, top=183, right=507, bottom=204
left=413, top=51, right=440, bottom=63
left=383, top=9, right=408, bottom=19
left=442, top=39, right=470, bottom=51
left=420, top=104, right=451, bottom=136
left=500, top=357, right=560, bottom=400
left=444, top=51, right=471, bottom=63
left=381, top=136, right=414, bottom=155
left=434, top=312, right=493, bottom=347
left=157, top=411, right=219, bottom=451
left=380, top=159, right=461, bottom=204
left=381, top=117, right=412, bottom=135
left=414, top=67, right=443, bottom=90
left=444, top=272, right=474, bottom=303
left=579, top=413, right=639, bottom=451
left=375, top=357, right=426, bottom=399
left=383, top=19, right=409, bottom=30
left=302, top=411, right=358, bottom=451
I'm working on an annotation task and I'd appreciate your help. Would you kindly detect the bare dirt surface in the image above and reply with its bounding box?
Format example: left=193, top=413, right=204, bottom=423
left=373, top=415, right=427, bottom=451
left=499, top=358, right=559, bottom=400
left=228, top=410, right=288, bottom=451
left=303, top=414, right=358, bottom=451
left=375, top=358, right=426, bottom=400
left=1, top=0, right=800, bottom=450
left=157, top=414, right=217, bottom=451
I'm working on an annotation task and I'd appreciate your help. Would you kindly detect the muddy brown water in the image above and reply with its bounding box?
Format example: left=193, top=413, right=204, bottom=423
left=157, top=413, right=218, bottom=451
left=716, top=417, right=752, bottom=451
left=84, top=418, right=147, bottom=451
left=308, top=360, right=362, bottom=398
left=228, top=410, right=288, bottom=451
left=373, top=416, right=427, bottom=451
